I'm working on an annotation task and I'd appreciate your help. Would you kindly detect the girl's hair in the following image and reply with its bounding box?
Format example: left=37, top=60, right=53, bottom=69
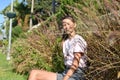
left=62, top=31, right=69, bottom=41
left=62, top=15, right=76, bottom=23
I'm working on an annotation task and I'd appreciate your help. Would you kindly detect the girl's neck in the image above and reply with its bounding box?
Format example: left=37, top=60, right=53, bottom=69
left=69, top=31, right=76, bottom=39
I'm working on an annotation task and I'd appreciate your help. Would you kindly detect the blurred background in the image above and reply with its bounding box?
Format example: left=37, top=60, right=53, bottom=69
left=0, top=0, right=120, bottom=80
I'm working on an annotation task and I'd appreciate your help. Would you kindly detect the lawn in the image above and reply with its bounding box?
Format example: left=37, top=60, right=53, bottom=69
left=0, top=53, right=27, bottom=80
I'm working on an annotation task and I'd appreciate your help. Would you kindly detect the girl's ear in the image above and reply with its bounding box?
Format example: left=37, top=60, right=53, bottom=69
left=74, top=23, right=76, bottom=28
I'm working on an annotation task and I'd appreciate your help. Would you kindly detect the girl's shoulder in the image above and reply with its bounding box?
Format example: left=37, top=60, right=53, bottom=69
left=74, top=34, right=84, bottom=41
left=74, top=34, right=87, bottom=45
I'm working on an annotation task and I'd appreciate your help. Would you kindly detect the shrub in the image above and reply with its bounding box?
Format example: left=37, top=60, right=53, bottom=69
left=12, top=26, right=23, bottom=41
left=11, top=29, right=65, bottom=74
left=11, top=38, right=51, bottom=74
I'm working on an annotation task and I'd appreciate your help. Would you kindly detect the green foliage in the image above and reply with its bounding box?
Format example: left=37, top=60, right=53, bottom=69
left=52, top=37, right=65, bottom=72
left=0, top=29, right=2, bottom=34
left=11, top=30, right=65, bottom=74
left=0, top=40, right=3, bottom=47
left=11, top=38, right=50, bottom=74
left=14, top=2, right=30, bottom=21
left=12, top=26, right=23, bottom=41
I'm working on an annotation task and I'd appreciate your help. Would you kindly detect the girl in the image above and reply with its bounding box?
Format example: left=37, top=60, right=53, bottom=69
left=28, top=15, right=87, bottom=80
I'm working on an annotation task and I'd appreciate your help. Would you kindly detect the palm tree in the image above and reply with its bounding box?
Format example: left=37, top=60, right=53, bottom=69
left=14, top=0, right=30, bottom=31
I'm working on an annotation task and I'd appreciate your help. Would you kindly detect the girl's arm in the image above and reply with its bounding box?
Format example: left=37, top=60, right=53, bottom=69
left=63, top=52, right=83, bottom=80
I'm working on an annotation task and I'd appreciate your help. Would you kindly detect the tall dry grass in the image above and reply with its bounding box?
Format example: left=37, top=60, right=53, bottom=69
left=65, top=0, right=120, bottom=79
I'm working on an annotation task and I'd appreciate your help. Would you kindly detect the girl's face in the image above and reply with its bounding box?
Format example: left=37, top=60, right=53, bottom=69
left=62, top=18, right=76, bottom=35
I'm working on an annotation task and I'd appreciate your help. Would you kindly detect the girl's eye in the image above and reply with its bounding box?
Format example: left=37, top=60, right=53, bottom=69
left=63, top=23, right=67, bottom=26
left=67, top=23, right=69, bottom=25
left=63, top=22, right=70, bottom=26
left=62, top=24, right=66, bottom=26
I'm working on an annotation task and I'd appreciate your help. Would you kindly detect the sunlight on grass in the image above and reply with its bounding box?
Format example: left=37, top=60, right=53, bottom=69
left=0, top=53, right=27, bottom=80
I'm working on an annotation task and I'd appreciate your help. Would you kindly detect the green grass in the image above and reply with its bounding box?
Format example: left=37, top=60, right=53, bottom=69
left=0, top=53, right=27, bottom=80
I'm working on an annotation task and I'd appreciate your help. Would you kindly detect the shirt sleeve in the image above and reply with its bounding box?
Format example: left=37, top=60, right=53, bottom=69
left=73, top=38, right=87, bottom=53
